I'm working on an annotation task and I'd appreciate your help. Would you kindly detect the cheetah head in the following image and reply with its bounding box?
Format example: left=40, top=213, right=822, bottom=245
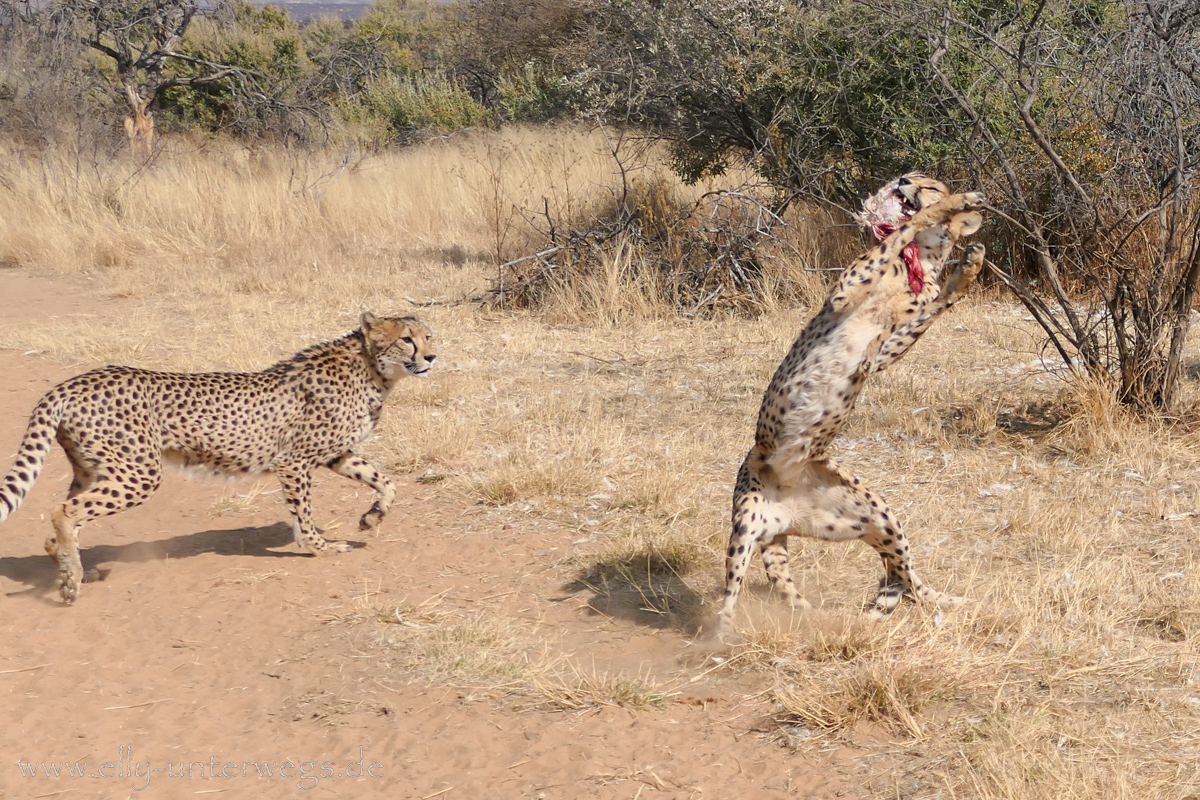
left=361, top=312, right=436, bottom=381
left=856, top=172, right=950, bottom=242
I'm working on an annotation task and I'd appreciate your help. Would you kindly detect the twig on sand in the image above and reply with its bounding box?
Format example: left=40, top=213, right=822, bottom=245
left=104, top=698, right=173, bottom=711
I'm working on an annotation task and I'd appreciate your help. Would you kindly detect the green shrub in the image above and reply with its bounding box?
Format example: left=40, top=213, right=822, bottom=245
left=360, top=72, right=491, bottom=140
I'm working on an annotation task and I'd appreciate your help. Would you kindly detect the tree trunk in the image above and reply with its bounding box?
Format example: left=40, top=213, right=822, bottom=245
left=121, top=83, right=154, bottom=158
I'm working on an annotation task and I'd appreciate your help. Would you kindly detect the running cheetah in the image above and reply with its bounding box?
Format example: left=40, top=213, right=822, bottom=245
left=718, top=174, right=987, bottom=635
left=0, top=312, right=435, bottom=604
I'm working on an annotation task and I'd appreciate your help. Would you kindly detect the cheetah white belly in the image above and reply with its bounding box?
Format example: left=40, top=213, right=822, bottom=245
left=757, top=461, right=867, bottom=542
left=162, top=449, right=274, bottom=479
left=769, top=311, right=887, bottom=475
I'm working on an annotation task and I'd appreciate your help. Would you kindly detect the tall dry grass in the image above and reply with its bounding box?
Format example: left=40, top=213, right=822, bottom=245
left=3, top=128, right=1200, bottom=796
left=0, top=127, right=832, bottom=336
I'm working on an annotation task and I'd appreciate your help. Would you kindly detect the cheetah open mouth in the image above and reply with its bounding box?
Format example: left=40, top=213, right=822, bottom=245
left=894, top=188, right=926, bottom=295
left=858, top=177, right=927, bottom=296
left=896, top=187, right=919, bottom=217
left=888, top=187, right=920, bottom=225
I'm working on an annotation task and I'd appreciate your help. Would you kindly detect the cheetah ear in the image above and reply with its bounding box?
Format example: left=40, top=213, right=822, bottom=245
left=360, top=311, right=390, bottom=357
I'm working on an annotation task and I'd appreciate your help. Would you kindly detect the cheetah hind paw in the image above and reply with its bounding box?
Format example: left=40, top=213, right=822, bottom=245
left=865, top=580, right=968, bottom=621
left=961, top=242, right=985, bottom=274
left=714, top=612, right=740, bottom=644
left=932, top=589, right=969, bottom=608
left=302, top=538, right=353, bottom=555
left=358, top=501, right=386, bottom=531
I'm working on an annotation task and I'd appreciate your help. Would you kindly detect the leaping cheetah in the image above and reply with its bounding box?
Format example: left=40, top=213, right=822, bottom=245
left=0, top=312, right=435, bottom=604
left=718, top=174, right=987, bottom=635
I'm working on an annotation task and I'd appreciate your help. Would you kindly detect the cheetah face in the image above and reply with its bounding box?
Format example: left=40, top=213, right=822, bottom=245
left=857, top=172, right=951, bottom=241
left=895, top=173, right=950, bottom=214
left=361, top=312, right=437, bottom=381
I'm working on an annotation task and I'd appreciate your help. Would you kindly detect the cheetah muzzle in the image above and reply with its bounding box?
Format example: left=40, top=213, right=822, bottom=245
left=718, top=173, right=987, bottom=637
left=0, top=312, right=436, bottom=604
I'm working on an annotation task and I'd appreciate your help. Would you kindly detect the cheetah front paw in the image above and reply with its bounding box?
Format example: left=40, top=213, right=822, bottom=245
left=960, top=191, right=988, bottom=209
left=298, top=534, right=354, bottom=556
left=916, top=584, right=969, bottom=611
left=57, top=569, right=80, bottom=605
left=714, top=612, right=740, bottom=642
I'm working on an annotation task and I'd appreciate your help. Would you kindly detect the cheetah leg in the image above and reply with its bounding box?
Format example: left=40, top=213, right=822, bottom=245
left=761, top=537, right=811, bottom=610
left=46, top=507, right=85, bottom=604
left=327, top=453, right=396, bottom=531
left=798, top=459, right=964, bottom=617
left=45, top=464, right=161, bottom=604
left=45, top=456, right=92, bottom=566
left=871, top=243, right=985, bottom=375
left=860, top=520, right=966, bottom=618
left=717, top=454, right=797, bottom=636
left=276, top=465, right=352, bottom=555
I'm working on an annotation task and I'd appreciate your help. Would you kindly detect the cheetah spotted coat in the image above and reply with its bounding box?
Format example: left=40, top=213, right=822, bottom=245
left=718, top=176, right=987, bottom=634
left=0, top=312, right=435, bottom=604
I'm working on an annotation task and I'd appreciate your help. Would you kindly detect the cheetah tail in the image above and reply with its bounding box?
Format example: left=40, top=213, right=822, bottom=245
left=0, top=394, right=63, bottom=524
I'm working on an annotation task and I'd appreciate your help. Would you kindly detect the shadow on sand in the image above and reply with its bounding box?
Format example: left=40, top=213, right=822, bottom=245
left=564, top=548, right=892, bottom=643
left=0, top=522, right=366, bottom=596
left=563, top=549, right=713, bottom=637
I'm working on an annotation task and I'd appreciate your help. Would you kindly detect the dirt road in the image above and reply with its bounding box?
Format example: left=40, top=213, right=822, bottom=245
left=0, top=270, right=860, bottom=799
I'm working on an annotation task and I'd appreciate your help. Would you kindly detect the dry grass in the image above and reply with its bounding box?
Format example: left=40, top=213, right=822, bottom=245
left=5, top=127, right=1200, bottom=795
left=325, top=592, right=676, bottom=709
left=532, top=663, right=673, bottom=711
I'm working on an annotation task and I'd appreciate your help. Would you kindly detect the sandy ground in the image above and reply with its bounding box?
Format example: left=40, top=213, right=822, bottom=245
left=0, top=271, right=868, bottom=799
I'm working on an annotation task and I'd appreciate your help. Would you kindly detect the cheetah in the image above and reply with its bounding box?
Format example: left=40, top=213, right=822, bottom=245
left=0, top=312, right=435, bottom=604
left=717, top=174, right=987, bottom=635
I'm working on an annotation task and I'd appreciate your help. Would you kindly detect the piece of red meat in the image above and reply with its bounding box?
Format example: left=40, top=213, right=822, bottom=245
left=902, top=241, right=924, bottom=295
left=868, top=223, right=924, bottom=295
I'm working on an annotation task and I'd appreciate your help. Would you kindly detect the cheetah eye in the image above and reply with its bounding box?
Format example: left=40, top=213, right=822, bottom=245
left=401, top=336, right=414, bottom=346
